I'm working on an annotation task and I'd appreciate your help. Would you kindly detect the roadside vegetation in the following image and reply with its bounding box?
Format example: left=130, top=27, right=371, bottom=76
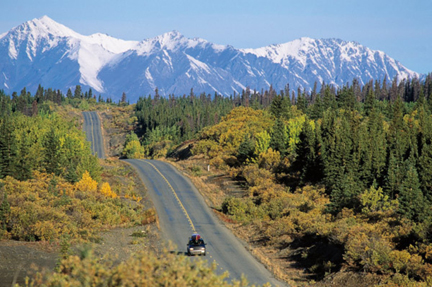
left=125, top=75, right=432, bottom=286
left=26, top=246, right=255, bottom=287
left=0, top=87, right=160, bottom=285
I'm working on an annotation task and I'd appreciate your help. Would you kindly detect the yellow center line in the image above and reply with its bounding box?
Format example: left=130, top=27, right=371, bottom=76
left=142, top=160, right=196, bottom=233
left=88, top=112, right=96, bottom=155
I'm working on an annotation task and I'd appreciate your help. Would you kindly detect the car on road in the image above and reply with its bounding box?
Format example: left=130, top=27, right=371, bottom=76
left=187, top=233, right=206, bottom=256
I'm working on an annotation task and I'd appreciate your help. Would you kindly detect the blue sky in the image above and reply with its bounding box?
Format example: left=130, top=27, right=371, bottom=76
left=1, top=0, right=431, bottom=74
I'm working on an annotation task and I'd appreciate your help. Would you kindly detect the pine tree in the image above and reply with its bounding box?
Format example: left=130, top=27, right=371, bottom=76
left=327, top=171, right=362, bottom=214
left=296, top=91, right=308, bottom=114
left=322, top=86, right=337, bottom=111
left=294, top=119, right=322, bottom=183
left=309, top=93, right=324, bottom=120
left=398, top=163, right=426, bottom=221
left=237, top=135, right=255, bottom=164
left=74, top=85, right=82, bottom=99
left=364, top=88, right=376, bottom=116
left=0, top=117, right=17, bottom=179
left=43, top=126, right=63, bottom=176
left=270, top=118, right=287, bottom=156
left=270, top=95, right=283, bottom=118
left=66, top=88, right=73, bottom=99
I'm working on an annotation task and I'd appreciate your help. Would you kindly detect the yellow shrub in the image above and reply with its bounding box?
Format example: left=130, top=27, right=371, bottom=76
left=192, top=140, right=223, bottom=158
left=258, top=148, right=280, bottom=171
left=99, top=182, right=117, bottom=198
left=75, top=171, right=97, bottom=193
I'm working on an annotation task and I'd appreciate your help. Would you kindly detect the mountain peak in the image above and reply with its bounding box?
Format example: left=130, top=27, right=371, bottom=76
left=19, top=16, right=79, bottom=39
left=156, top=30, right=185, bottom=47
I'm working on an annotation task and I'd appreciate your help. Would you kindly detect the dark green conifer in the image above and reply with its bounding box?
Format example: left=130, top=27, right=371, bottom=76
left=398, top=163, right=426, bottom=221
left=270, top=117, right=286, bottom=156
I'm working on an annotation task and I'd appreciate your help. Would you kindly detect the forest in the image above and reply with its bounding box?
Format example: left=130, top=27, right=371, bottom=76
left=128, top=74, right=432, bottom=285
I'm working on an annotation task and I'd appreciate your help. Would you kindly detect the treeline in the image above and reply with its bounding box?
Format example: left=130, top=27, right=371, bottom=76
left=133, top=89, right=236, bottom=157
left=0, top=84, right=124, bottom=117
left=0, top=86, right=103, bottom=182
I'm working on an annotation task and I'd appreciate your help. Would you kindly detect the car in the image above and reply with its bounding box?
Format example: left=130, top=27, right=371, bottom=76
left=187, top=233, right=206, bottom=256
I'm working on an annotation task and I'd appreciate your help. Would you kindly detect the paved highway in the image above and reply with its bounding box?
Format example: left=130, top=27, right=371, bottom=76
left=82, top=111, right=105, bottom=159
left=82, top=111, right=284, bottom=285
left=125, top=159, right=284, bottom=286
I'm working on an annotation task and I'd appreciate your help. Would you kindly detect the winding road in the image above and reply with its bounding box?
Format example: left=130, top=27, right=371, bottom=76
left=83, top=111, right=285, bottom=286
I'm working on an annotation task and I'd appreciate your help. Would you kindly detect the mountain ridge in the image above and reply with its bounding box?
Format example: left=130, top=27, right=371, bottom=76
left=0, top=16, right=421, bottom=102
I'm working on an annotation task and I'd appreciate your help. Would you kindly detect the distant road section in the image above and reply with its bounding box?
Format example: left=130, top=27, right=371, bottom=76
left=125, top=159, right=285, bottom=286
left=82, top=111, right=105, bottom=159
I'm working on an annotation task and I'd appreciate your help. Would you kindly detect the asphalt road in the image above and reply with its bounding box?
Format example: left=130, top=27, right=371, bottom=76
left=82, top=111, right=105, bottom=159
left=82, top=111, right=284, bottom=285
left=125, top=159, right=285, bottom=286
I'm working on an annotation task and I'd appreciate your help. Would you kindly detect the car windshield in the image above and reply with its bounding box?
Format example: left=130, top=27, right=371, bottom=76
left=189, top=239, right=205, bottom=246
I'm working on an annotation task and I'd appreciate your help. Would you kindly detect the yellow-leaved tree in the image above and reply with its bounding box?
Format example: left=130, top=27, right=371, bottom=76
left=75, top=171, right=97, bottom=193
left=99, top=182, right=117, bottom=198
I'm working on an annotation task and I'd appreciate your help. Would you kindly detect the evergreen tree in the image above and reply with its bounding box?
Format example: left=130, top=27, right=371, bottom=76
left=43, top=126, right=63, bottom=176
left=66, top=88, right=73, bottom=99
left=337, top=85, right=356, bottom=110
left=270, top=117, right=287, bottom=155
left=327, top=171, right=362, bottom=213
left=419, top=143, right=432, bottom=201
left=0, top=117, right=17, bottom=179
left=309, top=93, right=324, bottom=120
left=294, top=119, right=322, bottom=183
left=322, top=86, right=337, bottom=111
left=364, top=88, right=376, bottom=116
left=398, top=163, right=426, bottom=221
left=296, top=91, right=308, bottom=114
left=270, top=95, right=284, bottom=118
left=237, top=135, right=255, bottom=164
left=74, top=85, right=82, bottom=99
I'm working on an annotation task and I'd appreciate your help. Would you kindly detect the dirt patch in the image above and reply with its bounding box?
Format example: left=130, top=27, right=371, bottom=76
left=0, top=223, right=162, bottom=287
left=0, top=241, right=59, bottom=286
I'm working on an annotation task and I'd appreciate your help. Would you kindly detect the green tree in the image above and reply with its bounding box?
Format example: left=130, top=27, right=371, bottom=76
left=254, top=131, right=271, bottom=156
left=0, top=117, right=17, bottom=179
left=270, top=117, right=287, bottom=155
left=74, top=85, right=82, bottom=99
left=237, top=135, right=255, bottom=164
left=398, top=163, right=426, bottom=221
left=322, top=86, right=337, bottom=111
left=294, top=119, right=322, bottom=183
left=364, top=88, right=376, bottom=116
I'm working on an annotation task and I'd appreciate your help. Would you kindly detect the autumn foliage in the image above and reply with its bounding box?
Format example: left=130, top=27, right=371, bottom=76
left=27, top=247, right=254, bottom=287
left=182, top=77, right=432, bottom=285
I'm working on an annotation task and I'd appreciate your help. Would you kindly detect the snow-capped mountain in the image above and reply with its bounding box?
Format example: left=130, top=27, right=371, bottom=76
left=0, top=16, right=421, bottom=103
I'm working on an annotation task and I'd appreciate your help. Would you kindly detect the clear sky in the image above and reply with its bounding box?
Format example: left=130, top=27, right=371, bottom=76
left=1, top=0, right=431, bottom=74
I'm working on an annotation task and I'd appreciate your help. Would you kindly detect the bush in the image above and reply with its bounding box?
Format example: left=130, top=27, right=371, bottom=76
left=0, top=172, right=153, bottom=242
left=190, top=165, right=202, bottom=176
left=27, top=247, right=251, bottom=286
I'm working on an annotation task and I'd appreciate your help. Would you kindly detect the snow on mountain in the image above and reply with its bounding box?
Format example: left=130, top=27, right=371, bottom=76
left=0, top=16, right=138, bottom=93
left=0, top=16, right=422, bottom=102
